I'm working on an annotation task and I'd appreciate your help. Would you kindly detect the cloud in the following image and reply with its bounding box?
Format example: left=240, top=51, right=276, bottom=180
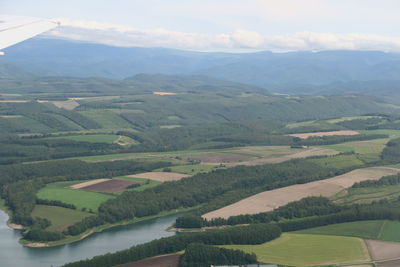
left=46, top=18, right=400, bottom=52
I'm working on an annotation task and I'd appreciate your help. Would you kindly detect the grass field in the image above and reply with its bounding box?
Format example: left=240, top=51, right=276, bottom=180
left=48, top=134, right=119, bottom=143
left=306, top=154, right=364, bottom=169
left=31, top=205, right=92, bottom=232
left=332, top=184, right=400, bottom=205
left=296, top=221, right=384, bottom=240
left=222, top=233, right=370, bottom=266
left=80, top=110, right=134, bottom=129
left=297, top=220, right=400, bottom=243
left=155, top=164, right=223, bottom=175
left=37, top=181, right=115, bottom=211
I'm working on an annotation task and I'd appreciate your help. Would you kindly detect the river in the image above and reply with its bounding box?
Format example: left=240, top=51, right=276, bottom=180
left=0, top=210, right=178, bottom=267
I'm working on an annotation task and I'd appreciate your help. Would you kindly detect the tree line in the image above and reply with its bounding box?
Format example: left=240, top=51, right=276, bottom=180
left=62, top=224, right=280, bottom=267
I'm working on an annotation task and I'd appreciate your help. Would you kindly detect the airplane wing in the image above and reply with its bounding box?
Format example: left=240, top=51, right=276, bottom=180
left=0, top=15, right=59, bottom=55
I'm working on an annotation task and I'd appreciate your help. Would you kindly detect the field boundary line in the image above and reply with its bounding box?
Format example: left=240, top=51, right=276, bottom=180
left=377, top=220, right=386, bottom=239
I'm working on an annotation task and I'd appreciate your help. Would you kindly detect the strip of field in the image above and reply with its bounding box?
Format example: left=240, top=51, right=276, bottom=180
left=153, top=92, right=177, bottom=95
left=222, top=233, right=370, bottom=266
left=377, top=259, right=400, bottom=267
left=80, top=179, right=143, bottom=193
left=289, top=130, right=360, bottom=139
left=119, top=254, right=181, bottom=267
left=69, top=179, right=110, bottom=189
left=203, top=167, right=400, bottom=219
left=127, top=172, right=191, bottom=182
left=31, top=205, right=91, bottom=232
left=220, top=147, right=338, bottom=167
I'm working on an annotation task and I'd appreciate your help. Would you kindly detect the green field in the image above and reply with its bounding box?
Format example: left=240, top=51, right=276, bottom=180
left=306, top=154, right=364, bottom=169
left=332, top=184, right=400, bottom=205
left=31, top=205, right=92, bottom=232
left=37, top=181, right=115, bottom=211
left=80, top=110, right=134, bottom=129
left=48, top=134, right=119, bottom=143
left=297, top=220, right=400, bottom=242
left=222, top=233, right=370, bottom=266
left=296, top=220, right=384, bottom=240
left=155, top=164, right=223, bottom=175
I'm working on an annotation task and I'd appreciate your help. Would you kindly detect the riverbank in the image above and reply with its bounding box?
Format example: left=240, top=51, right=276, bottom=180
left=21, top=207, right=192, bottom=248
left=0, top=199, right=24, bottom=231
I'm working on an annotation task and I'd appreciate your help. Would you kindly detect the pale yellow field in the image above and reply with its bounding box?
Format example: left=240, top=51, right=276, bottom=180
left=203, top=167, right=400, bottom=219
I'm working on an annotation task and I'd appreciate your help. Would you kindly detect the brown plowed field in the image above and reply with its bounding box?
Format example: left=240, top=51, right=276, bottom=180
left=70, top=179, right=110, bottom=189
left=203, top=167, right=400, bottom=220
left=289, top=130, right=360, bottom=139
left=119, top=254, right=180, bottom=267
left=127, top=172, right=191, bottom=182
left=366, top=240, right=400, bottom=261
left=80, top=179, right=143, bottom=193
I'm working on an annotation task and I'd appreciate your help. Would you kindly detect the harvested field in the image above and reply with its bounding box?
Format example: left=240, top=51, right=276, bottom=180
left=203, top=167, right=400, bottom=219
left=289, top=130, right=360, bottom=139
left=119, top=254, right=180, bottom=267
left=70, top=179, right=110, bottom=189
left=80, top=179, right=143, bottom=193
left=366, top=240, right=400, bottom=261
left=51, top=100, right=80, bottom=110
left=222, top=147, right=338, bottom=167
left=153, top=92, right=177, bottom=95
left=127, top=172, right=191, bottom=182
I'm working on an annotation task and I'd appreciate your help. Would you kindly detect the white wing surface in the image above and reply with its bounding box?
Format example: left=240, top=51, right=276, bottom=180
left=0, top=15, right=59, bottom=54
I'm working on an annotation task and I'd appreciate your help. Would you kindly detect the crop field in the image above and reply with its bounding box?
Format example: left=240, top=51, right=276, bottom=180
left=37, top=181, right=115, bottom=211
left=296, top=220, right=385, bottom=240
left=47, top=134, right=119, bottom=143
left=80, top=179, right=143, bottom=193
left=127, top=172, right=191, bottom=182
left=31, top=205, right=91, bottom=232
left=366, top=239, right=400, bottom=261
left=217, top=148, right=338, bottom=167
left=222, top=233, right=370, bottom=266
left=332, top=183, right=400, bottom=205
left=289, top=130, right=360, bottom=139
left=155, top=164, right=223, bottom=175
left=117, top=176, right=162, bottom=192
left=203, top=167, right=400, bottom=219
left=297, top=220, right=400, bottom=243
left=80, top=110, right=134, bottom=129
left=119, top=254, right=180, bottom=267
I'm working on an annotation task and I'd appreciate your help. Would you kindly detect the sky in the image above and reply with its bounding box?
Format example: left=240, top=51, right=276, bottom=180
left=2, top=0, right=400, bottom=52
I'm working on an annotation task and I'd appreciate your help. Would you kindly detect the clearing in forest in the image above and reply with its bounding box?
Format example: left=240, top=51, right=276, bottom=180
left=289, top=130, right=360, bottom=139
left=203, top=167, right=400, bottom=219
left=222, top=233, right=370, bottom=266
left=31, top=205, right=91, bottom=232
left=127, top=172, right=191, bottom=182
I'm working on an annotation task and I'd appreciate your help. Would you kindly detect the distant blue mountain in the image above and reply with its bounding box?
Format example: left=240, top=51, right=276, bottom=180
left=3, top=37, right=400, bottom=95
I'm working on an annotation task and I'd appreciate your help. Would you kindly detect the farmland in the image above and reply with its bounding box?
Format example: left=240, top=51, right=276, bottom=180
left=289, top=130, right=360, bottom=139
left=31, top=205, right=91, bottom=232
left=37, top=181, right=115, bottom=211
left=79, top=179, right=142, bottom=193
left=47, top=134, right=120, bottom=143
left=203, top=166, right=399, bottom=220
left=119, top=254, right=180, bottom=267
left=222, top=233, right=370, bottom=266
left=126, top=172, right=191, bottom=182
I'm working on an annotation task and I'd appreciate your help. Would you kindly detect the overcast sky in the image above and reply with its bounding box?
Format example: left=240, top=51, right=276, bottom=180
left=3, top=0, right=400, bottom=51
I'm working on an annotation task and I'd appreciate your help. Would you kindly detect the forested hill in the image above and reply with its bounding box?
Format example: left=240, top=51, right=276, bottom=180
left=3, top=38, right=400, bottom=96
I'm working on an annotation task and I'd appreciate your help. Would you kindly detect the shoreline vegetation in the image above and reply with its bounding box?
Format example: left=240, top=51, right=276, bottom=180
left=0, top=198, right=190, bottom=247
